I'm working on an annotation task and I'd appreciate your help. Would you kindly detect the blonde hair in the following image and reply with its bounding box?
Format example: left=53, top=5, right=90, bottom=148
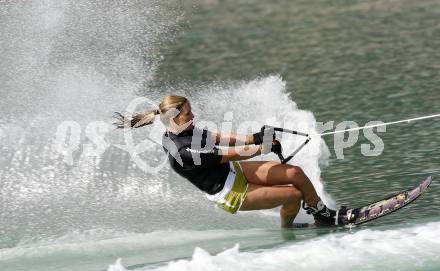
left=113, top=95, right=188, bottom=129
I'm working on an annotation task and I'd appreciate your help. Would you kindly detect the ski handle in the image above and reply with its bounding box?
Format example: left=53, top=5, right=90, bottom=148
left=262, top=125, right=312, bottom=164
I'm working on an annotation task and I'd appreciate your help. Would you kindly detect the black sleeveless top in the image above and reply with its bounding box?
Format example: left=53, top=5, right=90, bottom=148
left=162, top=127, right=229, bottom=195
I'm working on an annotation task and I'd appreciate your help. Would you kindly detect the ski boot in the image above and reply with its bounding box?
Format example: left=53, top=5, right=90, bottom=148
left=302, top=201, right=356, bottom=226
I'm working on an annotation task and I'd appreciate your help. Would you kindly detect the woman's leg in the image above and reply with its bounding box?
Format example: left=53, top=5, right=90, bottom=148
left=239, top=161, right=321, bottom=207
left=238, top=161, right=338, bottom=226
left=239, top=183, right=303, bottom=228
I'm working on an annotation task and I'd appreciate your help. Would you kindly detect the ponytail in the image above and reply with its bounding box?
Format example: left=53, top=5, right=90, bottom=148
left=113, top=109, right=160, bottom=129
left=113, top=95, right=187, bottom=129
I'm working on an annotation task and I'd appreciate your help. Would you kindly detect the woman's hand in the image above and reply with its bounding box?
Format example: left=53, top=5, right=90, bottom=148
left=252, top=126, right=276, bottom=145
left=261, top=139, right=282, bottom=155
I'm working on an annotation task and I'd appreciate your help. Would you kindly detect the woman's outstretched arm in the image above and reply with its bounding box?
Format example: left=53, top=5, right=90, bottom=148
left=219, top=145, right=262, bottom=163
left=212, top=127, right=271, bottom=147
left=213, top=133, right=256, bottom=146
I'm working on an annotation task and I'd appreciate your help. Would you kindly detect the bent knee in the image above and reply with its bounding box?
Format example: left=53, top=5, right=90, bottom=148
left=286, top=165, right=305, bottom=180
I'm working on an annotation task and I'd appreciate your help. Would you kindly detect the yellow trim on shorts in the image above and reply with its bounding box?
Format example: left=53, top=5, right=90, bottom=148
left=216, top=161, right=248, bottom=214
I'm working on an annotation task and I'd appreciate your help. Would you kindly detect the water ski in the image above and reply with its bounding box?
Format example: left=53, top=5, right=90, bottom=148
left=293, top=176, right=432, bottom=228
left=341, top=176, right=432, bottom=225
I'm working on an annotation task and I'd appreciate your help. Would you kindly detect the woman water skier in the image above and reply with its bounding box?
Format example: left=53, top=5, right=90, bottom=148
left=114, top=95, right=339, bottom=228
